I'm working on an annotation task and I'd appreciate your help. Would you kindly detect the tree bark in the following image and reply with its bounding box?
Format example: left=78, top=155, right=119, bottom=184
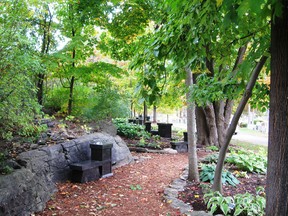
left=204, top=104, right=219, bottom=147
left=37, top=5, right=52, bottom=106
left=185, top=67, right=199, bottom=182
left=153, top=105, right=157, bottom=123
left=68, top=75, right=75, bottom=115
left=68, top=27, right=76, bottom=115
left=212, top=55, right=268, bottom=193
left=143, top=101, right=147, bottom=124
left=215, top=100, right=227, bottom=146
left=266, top=2, right=288, bottom=215
left=195, top=107, right=210, bottom=146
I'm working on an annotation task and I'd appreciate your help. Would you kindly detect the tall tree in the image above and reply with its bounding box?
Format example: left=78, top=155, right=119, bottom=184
left=56, top=0, right=105, bottom=115
left=266, top=0, right=288, bottom=214
left=186, top=67, right=199, bottom=181
left=30, top=2, right=56, bottom=106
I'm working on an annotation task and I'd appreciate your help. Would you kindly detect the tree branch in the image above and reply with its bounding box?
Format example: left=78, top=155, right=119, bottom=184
left=212, top=54, right=268, bottom=193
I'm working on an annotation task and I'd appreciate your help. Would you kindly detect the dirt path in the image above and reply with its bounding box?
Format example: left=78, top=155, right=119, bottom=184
left=36, top=152, right=193, bottom=216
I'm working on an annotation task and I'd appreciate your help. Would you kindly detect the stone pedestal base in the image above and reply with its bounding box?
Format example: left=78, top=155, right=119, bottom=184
left=170, top=141, right=188, bottom=153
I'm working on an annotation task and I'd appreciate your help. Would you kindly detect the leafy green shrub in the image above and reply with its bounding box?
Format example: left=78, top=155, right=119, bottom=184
left=233, top=187, right=266, bottom=216
left=206, top=146, right=219, bottom=151
left=200, top=164, right=239, bottom=186
left=204, top=191, right=234, bottom=215
left=239, top=122, right=247, bottom=128
left=113, top=118, right=150, bottom=139
left=80, top=87, right=130, bottom=121
left=226, top=150, right=267, bottom=174
left=204, top=187, right=266, bottom=216
left=202, top=153, right=219, bottom=163
left=43, top=86, right=68, bottom=114
left=0, top=153, right=13, bottom=175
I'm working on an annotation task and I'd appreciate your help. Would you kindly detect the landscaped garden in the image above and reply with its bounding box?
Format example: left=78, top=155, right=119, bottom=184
left=28, top=119, right=267, bottom=216
left=1, top=0, right=288, bottom=215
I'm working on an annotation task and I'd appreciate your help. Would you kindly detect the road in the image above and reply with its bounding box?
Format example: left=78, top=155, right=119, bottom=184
left=232, top=130, right=268, bottom=146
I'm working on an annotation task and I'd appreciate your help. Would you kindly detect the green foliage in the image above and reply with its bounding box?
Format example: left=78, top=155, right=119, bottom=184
left=202, top=153, right=219, bottom=164
left=200, top=164, right=239, bottom=186
left=204, top=191, right=234, bottom=215
left=130, top=184, right=142, bottom=191
left=239, top=122, right=247, bottom=128
left=250, top=82, right=270, bottom=112
left=204, top=187, right=266, bottom=216
left=191, top=74, right=244, bottom=107
left=226, top=149, right=267, bottom=174
left=206, top=146, right=219, bottom=151
left=233, top=187, right=266, bottom=216
left=113, top=118, right=150, bottom=139
left=0, top=152, right=13, bottom=175
left=80, top=87, right=130, bottom=121
left=0, top=0, right=45, bottom=140
left=43, top=87, right=69, bottom=114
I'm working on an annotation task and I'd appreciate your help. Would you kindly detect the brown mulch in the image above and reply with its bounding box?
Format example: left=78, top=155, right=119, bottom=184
left=35, top=148, right=266, bottom=216
left=36, top=152, right=193, bottom=216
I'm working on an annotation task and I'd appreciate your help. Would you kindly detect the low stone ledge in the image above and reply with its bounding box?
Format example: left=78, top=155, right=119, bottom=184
left=164, top=167, right=213, bottom=216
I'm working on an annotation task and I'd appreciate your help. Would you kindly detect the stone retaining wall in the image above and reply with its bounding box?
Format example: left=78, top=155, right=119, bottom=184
left=0, top=133, right=133, bottom=216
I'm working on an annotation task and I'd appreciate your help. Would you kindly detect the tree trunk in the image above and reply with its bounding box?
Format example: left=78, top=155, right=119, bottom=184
left=153, top=105, right=157, bottom=123
left=195, top=101, right=232, bottom=148
left=195, top=107, right=210, bottom=146
left=143, top=101, right=147, bottom=124
left=37, top=73, right=45, bottom=105
left=266, top=2, right=288, bottom=215
left=195, top=45, right=246, bottom=148
left=212, top=55, right=268, bottom=193
left=215, top=100, right=227, bottom=146
left=185, top=67, right=199, bottom=181
left=37, top=6, right=52, bottom=106
left=68, top=75, right=75, bottom=115
left=68, top=27, right=76, bottom=115
left=204, top=104, right=220, bottom=147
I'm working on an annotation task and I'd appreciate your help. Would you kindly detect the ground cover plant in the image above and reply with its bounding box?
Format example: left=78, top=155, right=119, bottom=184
left=112, top=118, right=172, bottom=150
left=112, top=118, right=150, bottom=139
left=179, top=145, right=267, bottom=215
left=226, top=149, right=267, bottom=174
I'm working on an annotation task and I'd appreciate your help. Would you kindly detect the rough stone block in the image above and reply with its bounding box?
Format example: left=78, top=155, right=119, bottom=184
left=170, top=141, right=188, bottom=153
left=70, top=160, right=102, bottom=183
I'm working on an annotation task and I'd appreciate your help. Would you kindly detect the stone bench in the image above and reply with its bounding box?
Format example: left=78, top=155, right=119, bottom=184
left=70, top=142, right=113, bottom=183
left=170, top=141, right=188, bottom=153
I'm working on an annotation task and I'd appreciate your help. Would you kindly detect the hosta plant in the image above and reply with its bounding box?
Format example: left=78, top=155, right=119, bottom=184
left=226, top=150, right=267, bottom=174
left=200, top=164, right=240, bottom=186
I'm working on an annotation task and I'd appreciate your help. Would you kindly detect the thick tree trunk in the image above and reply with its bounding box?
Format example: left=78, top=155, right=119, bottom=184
left=195, top=107, right=210, bottom=146
left=212, top=55, right=268, bottom=193
left=266, top=2, right=288, bottom=215
left=215, top=100, right=227, bottom=146
left=204, top=104, right=220, bottom=147
left=196, top=101, right=232, bottom=148
left=186, top=67, right=199, bottom=182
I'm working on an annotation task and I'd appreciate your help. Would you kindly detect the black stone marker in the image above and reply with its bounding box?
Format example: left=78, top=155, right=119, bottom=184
left=157, top=123, right=173, bottom=138
left=70, top=142, right=113, bottom=183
